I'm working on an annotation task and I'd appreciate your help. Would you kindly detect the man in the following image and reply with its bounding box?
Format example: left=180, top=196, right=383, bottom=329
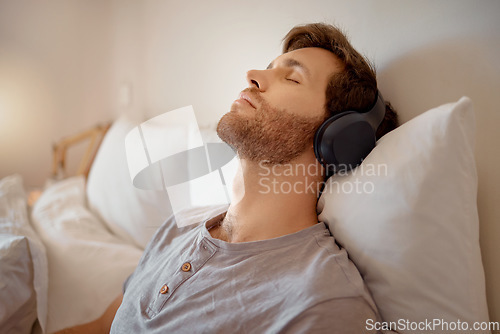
left=58, top=23, right=397, bottom=333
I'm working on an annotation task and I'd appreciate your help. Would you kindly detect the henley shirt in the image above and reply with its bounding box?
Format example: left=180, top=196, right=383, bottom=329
left=110, top=209, right=379, bottom=333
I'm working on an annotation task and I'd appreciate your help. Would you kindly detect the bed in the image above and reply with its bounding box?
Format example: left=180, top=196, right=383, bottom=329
left=0, top=95, right=492, bottom=333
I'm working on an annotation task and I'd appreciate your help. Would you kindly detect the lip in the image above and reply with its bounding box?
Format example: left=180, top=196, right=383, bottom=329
left=237, top=92, right=256, bottom=109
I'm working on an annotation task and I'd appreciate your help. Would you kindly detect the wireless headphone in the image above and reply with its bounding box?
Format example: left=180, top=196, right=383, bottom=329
left=313, top=91, right=386, bottom=175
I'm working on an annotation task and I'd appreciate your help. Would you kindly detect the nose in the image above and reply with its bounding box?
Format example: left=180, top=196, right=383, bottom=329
left=246, top=69, right=267, bottom=91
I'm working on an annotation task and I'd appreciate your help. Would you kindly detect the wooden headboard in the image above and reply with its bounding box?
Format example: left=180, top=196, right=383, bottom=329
left=51, top=122, right=112, bottom=180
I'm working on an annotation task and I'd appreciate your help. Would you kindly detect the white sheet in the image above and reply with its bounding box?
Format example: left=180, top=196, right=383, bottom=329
left=30, top=176, right=143, bottom=333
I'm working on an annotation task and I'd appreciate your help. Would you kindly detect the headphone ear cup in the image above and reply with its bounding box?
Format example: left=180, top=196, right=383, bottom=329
left=314, top=112, right=376, bottom=173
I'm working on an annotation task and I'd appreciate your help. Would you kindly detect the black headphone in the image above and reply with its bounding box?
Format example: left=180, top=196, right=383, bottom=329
left=313, top=91, right=386, bottom=175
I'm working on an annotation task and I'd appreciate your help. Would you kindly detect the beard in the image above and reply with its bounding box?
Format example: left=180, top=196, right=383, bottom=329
left=216, top=90, right=325, bottom=165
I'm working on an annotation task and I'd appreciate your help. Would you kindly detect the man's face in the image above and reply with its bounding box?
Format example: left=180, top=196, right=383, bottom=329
left=217, top=47, right=342, bottom=165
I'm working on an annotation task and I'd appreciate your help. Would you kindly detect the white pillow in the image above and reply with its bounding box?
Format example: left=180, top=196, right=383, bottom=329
left=317, top=97, right=489, bottom=332
left=31, top=176, right=143, bottom=333
left=0, top=174, right=48, bottom=333
left=87, top=113, right=172, bottom=248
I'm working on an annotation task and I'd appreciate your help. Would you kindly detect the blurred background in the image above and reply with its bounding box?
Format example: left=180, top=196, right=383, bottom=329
left=1, top=0, right=499, bottom=323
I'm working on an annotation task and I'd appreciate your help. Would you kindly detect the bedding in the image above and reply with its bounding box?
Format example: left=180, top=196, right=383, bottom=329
left=30, top=176, right=143, bottom=333
left=0, top=174, right=48, bottom=334
left=86, top=113, right=173, bottom=249
left=317, top=96, right=489, bottom=332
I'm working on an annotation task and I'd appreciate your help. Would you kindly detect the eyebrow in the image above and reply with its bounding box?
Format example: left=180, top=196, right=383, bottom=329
left=267, top=58, right=311, bottom=78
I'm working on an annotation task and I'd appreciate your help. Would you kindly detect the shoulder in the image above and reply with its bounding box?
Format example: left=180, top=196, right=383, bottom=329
left=298, top=224, right=366, bottom=292
left=289, top=224, right=379, bottom=314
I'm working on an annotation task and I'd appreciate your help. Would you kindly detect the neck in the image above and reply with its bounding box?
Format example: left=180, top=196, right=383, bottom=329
left=212, top=152, right=325, bottom=243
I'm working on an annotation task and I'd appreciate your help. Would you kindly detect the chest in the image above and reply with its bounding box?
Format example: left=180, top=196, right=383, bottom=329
left=120, top=238, right=317, bottom=333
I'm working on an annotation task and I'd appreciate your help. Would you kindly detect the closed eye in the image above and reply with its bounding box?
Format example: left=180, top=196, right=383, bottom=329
left=286, top=78, right=300, bottom=84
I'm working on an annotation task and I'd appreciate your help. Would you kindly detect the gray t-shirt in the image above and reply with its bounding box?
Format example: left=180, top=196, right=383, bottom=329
left=110, top=210, right=379, bottom=333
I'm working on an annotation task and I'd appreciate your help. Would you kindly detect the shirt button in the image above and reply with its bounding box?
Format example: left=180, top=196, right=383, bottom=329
left=160, top=284, right=169, bottom=294
left=181, top=262, right=192, bottom=272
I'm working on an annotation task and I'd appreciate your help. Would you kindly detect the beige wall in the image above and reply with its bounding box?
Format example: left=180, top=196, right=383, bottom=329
left=1, top=0, right=499, bottom=323
left=0, top=0, right=115, bottom=184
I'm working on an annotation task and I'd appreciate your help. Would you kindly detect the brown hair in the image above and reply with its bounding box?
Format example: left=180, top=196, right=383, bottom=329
left=283, top=23, right=398, bottom=139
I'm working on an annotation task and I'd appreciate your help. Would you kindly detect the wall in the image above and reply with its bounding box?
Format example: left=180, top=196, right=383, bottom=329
left=0, top=0, right=115, bottom=185
left=1, top=0, right=499, bottom=323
